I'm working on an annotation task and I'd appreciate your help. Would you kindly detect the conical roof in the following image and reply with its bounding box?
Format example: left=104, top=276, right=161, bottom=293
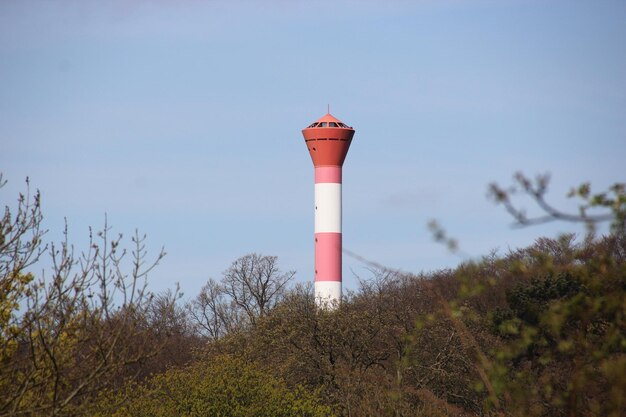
left=304, top=113, right=353, bottom=130
left=316, top=113, right=343, bottom=124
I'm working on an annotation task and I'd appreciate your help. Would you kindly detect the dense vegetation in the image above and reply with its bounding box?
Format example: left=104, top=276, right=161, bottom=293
left=2, top=175, right=624, bottom=416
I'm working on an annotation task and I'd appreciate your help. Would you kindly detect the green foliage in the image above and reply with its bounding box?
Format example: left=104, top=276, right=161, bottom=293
left=489, top=172, right=626, bottom=233
left=88, top=355, right=333, bottom=417
left=485, top=236, right=626, bottom=416
left=0, top=271, right=34, bottom=360
left=568, top=182, right=626, bottom=233
left=493, top=272, right=582, bottom=329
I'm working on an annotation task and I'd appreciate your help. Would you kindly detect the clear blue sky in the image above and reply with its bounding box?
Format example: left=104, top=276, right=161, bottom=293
left=2, top=0, right=624, bottom=299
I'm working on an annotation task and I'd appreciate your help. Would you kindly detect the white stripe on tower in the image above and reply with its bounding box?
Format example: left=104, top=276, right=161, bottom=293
left=314, top=166, right=342, bottom=305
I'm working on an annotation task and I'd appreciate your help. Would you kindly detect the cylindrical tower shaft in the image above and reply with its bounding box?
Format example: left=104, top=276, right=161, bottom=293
left=314, top=166, right=342, bottom=303
left=301, top=113, right=355, bottom=307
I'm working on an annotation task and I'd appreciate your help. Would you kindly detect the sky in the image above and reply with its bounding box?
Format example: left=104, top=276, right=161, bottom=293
left=1, top=0, right=625, bottom=300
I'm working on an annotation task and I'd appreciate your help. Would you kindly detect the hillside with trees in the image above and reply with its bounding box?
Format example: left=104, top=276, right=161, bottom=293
left=1, top=174, right=624, bottom=416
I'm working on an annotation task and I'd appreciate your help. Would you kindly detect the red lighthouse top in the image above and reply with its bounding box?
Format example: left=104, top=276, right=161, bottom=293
left=301, top=113, right=355, bottom=167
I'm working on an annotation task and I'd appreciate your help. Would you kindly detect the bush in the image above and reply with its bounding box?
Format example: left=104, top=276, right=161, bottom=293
left=89, top=355, right=333, bottom=417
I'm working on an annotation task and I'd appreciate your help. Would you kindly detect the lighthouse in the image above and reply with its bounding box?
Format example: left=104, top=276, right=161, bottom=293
left=301, top=113, right=355, bottom=306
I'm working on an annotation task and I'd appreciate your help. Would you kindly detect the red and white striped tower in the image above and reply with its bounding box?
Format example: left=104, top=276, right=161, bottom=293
left=301, top=113, right=355, bottom=306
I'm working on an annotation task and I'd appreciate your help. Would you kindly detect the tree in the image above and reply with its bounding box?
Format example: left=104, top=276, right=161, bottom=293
left=188, top=253, right=294, bottom=339
left=0, top=175, right=174, bottom=416
left=222, top=253, right=295, bottom=324
left=0, top=175, right=44, bottom=370
left=486, top=235, right=626, bottom=417
left=138, top=289, right=203, bottom=379
left=429, top=167, right=626, bottom=416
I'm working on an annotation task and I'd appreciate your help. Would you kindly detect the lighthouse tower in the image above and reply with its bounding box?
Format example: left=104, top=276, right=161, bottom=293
left=301, top=113, right=355, bottom=306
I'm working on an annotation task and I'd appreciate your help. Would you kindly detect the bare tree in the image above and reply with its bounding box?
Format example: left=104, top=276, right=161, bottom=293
left=188, top=278, right=241, bottom=340
left=0, top=175, right=46, bottom=279
left=147, top=288, right=187, bottom=337
left=0, top=176, right=173, bottom=416
left=188, top=254, right=294, bottom=339
left=222, top=253, right=295, bottom=325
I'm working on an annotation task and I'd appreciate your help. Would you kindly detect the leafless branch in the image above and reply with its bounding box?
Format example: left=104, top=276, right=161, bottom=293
left=488, top=172, right=624, bottom=233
